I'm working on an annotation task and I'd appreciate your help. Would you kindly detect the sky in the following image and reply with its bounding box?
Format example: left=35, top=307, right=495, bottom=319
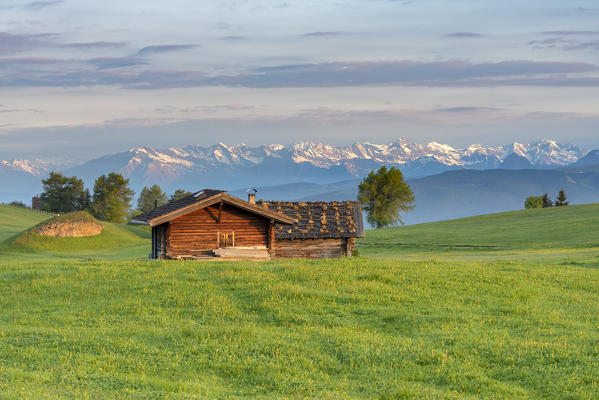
left=1, top=0, right=599, bottom=161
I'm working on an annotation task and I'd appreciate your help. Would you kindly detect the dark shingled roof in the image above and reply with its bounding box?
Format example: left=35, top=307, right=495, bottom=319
left=259, top=200, right=364, bottom=239
left=133, top=189, right=225, bottom=223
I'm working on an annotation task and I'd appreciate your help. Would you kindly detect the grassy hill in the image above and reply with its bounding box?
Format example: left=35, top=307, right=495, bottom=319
left=0, top=205, right=150, bottom=263
left=358, top=203, right=599, bottom=262
left=1, top=258, right=599, bottom=399
left=2, top=203, right=599, bottom=398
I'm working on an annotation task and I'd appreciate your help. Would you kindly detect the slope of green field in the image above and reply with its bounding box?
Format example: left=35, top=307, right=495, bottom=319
left=0, top=205, right=51, bottom=244
left=2, top=203, right=599, bottom=398
left=0, top=207, right=150, bottom=263
left=1, top=258, right=598, bottom=399
left=359, top=203, right=599, bottom=262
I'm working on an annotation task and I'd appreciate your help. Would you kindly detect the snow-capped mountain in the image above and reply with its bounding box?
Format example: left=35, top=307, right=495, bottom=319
left=1, top=159, right=49, bottom=176
left=0, top=157, right=81, bottom=176
left=1, top=138, right=592, bottom=201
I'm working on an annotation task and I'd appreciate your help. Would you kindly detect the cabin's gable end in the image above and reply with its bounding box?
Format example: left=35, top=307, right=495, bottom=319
left=166, top=202, right=272, bottom=259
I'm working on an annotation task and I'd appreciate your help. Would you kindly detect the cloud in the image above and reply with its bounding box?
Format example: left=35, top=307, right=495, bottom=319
left=541, top=30, right=599, bottom=36
left=24, top=1, right=63, bottom=10
left=137, top=44, right=199, bottom=55
left=437, top=107, right=502, bottom=113
left=529, top=37, right=578, bottom=50
left=63, top=41, right=126, bottom=50
left=219, top=36, right=247, bottom=41
left=208, top=60, right=598, bottom=88
left=0, top=32, right=54, bottom=55
left=0, top=57, right=66, bottom=65
left=1, top=60, right=598, bottom=89
left=87, top=57, right=148, bottom=70
left=302, top=31, right=344, bottom=37
left=155, top=104, right=255, bottom=115
left=445, top=32, right=485, bottom=38
left=530, top=36, right=599, bottom=51
left=564, top=41, right=599, bottom=51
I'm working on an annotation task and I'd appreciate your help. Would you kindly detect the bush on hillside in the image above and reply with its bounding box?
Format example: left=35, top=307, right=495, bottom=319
left=524, top=195, right=543, bottom=209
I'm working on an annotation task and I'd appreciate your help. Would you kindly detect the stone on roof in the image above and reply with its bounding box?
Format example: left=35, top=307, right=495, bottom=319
left=259, top=200, right=364, bottom=239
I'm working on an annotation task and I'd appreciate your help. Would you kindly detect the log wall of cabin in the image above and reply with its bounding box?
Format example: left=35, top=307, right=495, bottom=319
left=166, top=203, right=269, bottom=258
left=273, top=238, right=349, bottom=258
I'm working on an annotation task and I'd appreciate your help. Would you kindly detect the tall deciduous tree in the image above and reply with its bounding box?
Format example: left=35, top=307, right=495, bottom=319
left=358, top=166, right=415, bottom=228
left=137, top=185, right=168, bottom=212
left=170, top=189, right=193, bottom=202
left=41, top=172, right=90, bottom=213
left=92, top=173, right=134, bottom=223
left=555, top=189, right=569, bottom=206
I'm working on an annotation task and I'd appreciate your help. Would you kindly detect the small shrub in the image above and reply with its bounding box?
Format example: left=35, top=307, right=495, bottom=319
left=524, top=195, right=543, bottom=209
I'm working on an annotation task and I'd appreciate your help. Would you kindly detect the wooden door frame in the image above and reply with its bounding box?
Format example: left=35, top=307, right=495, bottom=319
left=217, top=231, right=235, bottom=248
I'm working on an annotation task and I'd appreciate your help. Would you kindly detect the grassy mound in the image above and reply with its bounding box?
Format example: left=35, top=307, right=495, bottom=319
left=33, top=211, right=103, bottom=237
left=359, top=203, right=599, bottom=260
left=38, top=210, right=98, bottom=225
left=1, top=258, right=598, bottom=398
left=0, top=209, right=150, bottom=262
left=14, top=220, right=146, bottom=253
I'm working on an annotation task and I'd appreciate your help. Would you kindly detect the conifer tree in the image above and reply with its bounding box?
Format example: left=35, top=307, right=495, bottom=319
left=542, top=193, right=553, bottom=208
left=137, top=185, right=168, bottom=212
left=555, top=189, right=569, bottom=206
left=170, top=189, right=193, bottom=202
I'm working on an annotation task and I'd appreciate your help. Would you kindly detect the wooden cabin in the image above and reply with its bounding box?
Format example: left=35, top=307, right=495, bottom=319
left=131, top=189, right=364, bottom=260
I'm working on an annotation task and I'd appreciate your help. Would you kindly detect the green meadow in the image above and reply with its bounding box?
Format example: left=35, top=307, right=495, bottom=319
left=1, top=204, right=599, bottom=399
left=358, top=203, right=599, bottom=264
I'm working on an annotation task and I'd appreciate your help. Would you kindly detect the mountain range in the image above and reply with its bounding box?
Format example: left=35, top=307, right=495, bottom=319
left=1, top=138, right=598, bottom=225
left=0, top=138, right=590, bottom=198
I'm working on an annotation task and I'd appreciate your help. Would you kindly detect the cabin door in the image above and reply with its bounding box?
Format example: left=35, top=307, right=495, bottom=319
left=218, top=232, right=235, bottom=248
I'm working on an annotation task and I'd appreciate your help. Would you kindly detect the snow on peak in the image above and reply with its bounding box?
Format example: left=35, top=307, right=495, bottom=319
left=426, top=142, right=457, bottom=153
left=6, top=138, right=586, bottom=180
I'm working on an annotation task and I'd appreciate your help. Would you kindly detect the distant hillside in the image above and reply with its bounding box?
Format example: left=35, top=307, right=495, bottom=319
left=358, top=202, right=599, bottom=258
left=575, top=150, right=599, bottom=167
left=499, top=153, right=532, bottom=169
left=241, top=165, right=599, bottom=225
